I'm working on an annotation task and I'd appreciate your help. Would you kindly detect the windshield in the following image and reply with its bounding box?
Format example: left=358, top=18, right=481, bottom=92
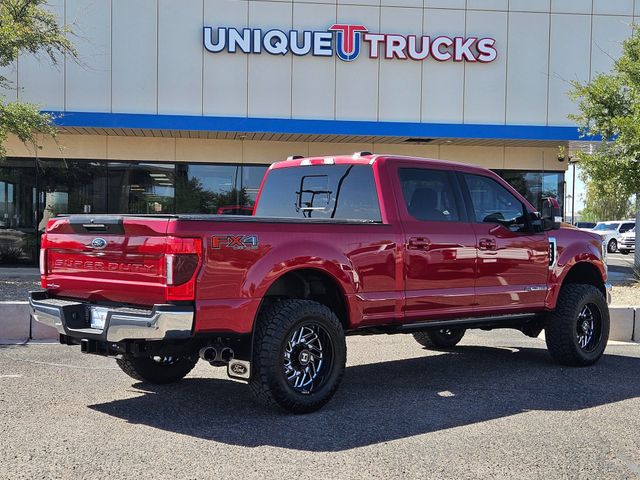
left=593, top=222, right=618, bottom=231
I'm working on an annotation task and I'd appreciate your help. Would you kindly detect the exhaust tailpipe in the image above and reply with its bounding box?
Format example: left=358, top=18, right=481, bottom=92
left=220, top=347, right=234, bottom=363
left=199, top=346, right=217, bottom=363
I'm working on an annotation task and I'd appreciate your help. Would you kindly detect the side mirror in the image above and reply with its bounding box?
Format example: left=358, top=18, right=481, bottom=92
left=540, top=197, right=562, bottom=231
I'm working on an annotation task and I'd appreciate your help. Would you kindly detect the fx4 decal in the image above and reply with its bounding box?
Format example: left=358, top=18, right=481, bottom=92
left=211, top=235, right=259, bottom=250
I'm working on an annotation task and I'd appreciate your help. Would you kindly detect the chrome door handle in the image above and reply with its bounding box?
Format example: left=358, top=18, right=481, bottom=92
left=478, top=238, right=496, bottom=250
left=408, top=237, right=431, bottom=250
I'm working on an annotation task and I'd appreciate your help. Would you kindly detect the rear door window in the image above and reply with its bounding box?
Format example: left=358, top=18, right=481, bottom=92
left=255, top=165, right=382, bottom=221
left=397, top=168, right=461, bottom=222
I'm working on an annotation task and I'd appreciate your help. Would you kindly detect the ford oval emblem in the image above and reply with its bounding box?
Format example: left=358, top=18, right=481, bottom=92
left=91, top=237, right=107, bottom=249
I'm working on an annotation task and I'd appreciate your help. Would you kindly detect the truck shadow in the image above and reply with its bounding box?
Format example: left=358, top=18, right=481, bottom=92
left=88, top=345, right=640, bottom=452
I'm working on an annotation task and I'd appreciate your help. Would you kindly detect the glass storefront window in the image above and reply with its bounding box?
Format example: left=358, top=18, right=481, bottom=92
left=175, top=164, right=239, bottom=214
left=240, top=165, right=268, bottom=208
left=37, top=160, right=108, bottom=229
left=542, top=172, right=564, bottom=201
left=0, top=159, right=38, bottom=264
left=175, top=164, right=268, bottom=215
left=108, top=162, right=175, bottom=214
left=497, top=170, right=564, bottom=215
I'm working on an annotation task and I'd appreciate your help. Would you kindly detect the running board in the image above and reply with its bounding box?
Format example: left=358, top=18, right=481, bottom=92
left=349, top=313, right=540, bottom=336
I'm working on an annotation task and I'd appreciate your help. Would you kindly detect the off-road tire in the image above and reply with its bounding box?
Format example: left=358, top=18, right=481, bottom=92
left=116, top=354, right=198, bottom=384
left=413, top=328, right=466, bottom=349
left=607, top=239, right=617, bottom=253
left=545, top=284, right=609, bottom=366
left=249, top=299, right=346, bottom=414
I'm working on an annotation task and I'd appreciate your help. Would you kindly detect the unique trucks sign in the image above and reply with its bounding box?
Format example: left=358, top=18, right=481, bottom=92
left=203, top=24, right=497, bottom=63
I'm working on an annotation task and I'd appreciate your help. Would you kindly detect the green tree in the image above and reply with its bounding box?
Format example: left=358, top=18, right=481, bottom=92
left=570, top=27, right=640, bottom=264
left=579, top=181, right=633, bottom=222
left=0, top=0, right=75, bottom=158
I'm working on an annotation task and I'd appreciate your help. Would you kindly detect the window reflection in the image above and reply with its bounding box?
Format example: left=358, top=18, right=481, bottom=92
left=37, top=160, right=108, bottom=229
left=497, top=170, right=564, bottom=215
left=241, top=165, right=268, bottom=207
left=176, top=164, right=238, bottom=214
left=176, top=164, right=267, bottom=215
left=108, top=162, right=175, bottom=214
left=0, top=160, right=38, bottom=264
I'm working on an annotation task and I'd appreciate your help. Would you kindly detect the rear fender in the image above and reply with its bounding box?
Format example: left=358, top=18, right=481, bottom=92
left=246, top=240, right=357, bottom=301
left=195, top=240, right=358, bottom=335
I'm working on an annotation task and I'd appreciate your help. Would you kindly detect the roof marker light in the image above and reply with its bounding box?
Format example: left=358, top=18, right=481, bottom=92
left=324, top=157, right=335, bottom=165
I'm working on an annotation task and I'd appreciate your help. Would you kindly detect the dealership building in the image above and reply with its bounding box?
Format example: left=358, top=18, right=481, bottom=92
left=0, top=0, right=636, bottom=262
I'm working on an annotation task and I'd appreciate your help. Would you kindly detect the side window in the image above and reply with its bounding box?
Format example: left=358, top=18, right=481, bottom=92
left=463, top=174, right=527, bottom=231
left=620, top=223, right=635, bottom=233
left=398, top=168, right=460, bottom=222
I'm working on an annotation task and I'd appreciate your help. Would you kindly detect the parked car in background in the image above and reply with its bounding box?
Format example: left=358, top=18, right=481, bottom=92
left=618, top=227, right=635, bottom=255
left=575, top=221, right=596, bottom=230
left=589, top=221, right=636, bottom=253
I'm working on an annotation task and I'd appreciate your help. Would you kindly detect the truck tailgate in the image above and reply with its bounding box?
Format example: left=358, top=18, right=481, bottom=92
left=42, top=216, right=172, bottom=306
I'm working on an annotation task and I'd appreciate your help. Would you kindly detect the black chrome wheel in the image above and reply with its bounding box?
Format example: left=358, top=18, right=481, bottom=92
left=545, top=284, right=609, bottom=366
left=250, top=299, right=346, bottom=413
left=284, top=324, right=334, bottom=394
left=576, top=303, right=601, bottom=352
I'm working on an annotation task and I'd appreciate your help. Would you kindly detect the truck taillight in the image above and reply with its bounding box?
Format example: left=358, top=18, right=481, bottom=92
left=39, top=234, right=48, bottom=287
left=165, top=237, right=202, bottom=301
left=39, top=248, right=46, bottom=275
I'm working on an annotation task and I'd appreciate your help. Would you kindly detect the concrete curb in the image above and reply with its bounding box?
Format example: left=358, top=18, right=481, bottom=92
left=0, top=302, right=30, bottom=343
left=609, top=307, right=636, bottom=343
left=0, top=302, right=639, bottom=345
left=0, top=301, right=58, bottom=343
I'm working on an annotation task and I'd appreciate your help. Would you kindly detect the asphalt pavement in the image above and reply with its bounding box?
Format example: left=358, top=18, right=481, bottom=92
left=1, top=331, right=639, bottom=479
left=607, top=252, right=636, bottom=284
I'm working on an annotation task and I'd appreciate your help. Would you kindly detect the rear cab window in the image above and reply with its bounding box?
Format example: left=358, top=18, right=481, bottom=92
left=254, top=165, right=382, bottom=222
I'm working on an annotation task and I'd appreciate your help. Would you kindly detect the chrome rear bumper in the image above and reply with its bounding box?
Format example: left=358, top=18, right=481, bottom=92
left=29, top=291, right=194, bottom=342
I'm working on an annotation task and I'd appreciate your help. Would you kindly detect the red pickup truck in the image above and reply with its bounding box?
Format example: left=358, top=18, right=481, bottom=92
left=30, top=153, right=611, bottom=413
